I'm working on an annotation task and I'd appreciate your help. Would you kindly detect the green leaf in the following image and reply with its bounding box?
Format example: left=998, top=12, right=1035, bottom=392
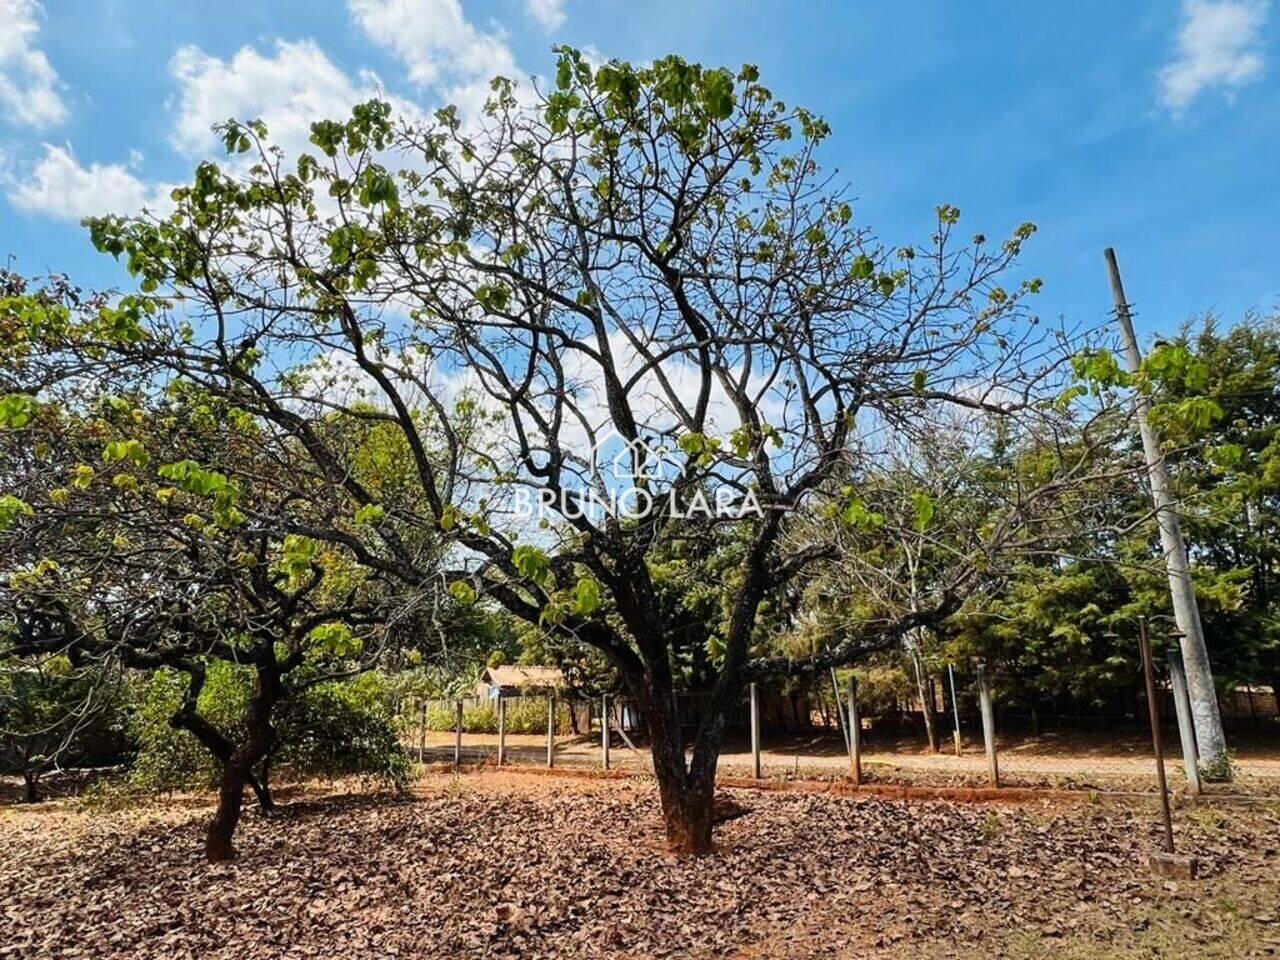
left=103, top=438, right=150, bottom=468
left=448, top=580, right=477, bottom=605
left=574, top=577, right=601, bottom=615
left=0, top=495, right=33, bottom=531
left=839, top=495, right=884, bottom=530
left=353, top=503, right=386, bottom=525
left=850, top=253, right=875, bottom=280
left=512, top=544, right=551, bottom=586
left=307, top=623, right=362, bottom=657
left=910, top=490, right=935, bottom=532
left=0, top=394, right=38, bottom=428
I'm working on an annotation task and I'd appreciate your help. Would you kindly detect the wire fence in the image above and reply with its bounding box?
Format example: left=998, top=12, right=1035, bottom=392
left=393, top=673, right=1279, bottom=794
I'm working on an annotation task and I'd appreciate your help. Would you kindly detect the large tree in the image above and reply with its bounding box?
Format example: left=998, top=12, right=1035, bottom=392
left=61, top=49, right=1114, bottom=853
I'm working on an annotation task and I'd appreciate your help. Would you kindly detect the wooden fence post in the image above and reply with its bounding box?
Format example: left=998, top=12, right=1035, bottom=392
left=417, top=699, right=427, bottom=762
left=1168, top=650, right=1202, bottom=795
left=977, top=665, right=1000, bottom=787
left=454, top=699, right=463, bottom=769
left=546, top=694, right=556, bottom=768
left=601, top=694, right=610, bottom=770
left=496, top=696, right=506, bottom=767
left=750, top=682, right=761, bottom=779
left=847, top=675, right=862, bottom=786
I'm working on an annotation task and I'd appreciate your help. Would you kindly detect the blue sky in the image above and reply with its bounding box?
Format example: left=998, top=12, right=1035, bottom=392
left=1, top=0, right=1276, bottom=342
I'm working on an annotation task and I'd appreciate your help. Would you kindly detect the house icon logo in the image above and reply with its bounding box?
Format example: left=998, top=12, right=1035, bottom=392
left=588, top=427, right=684, bottom=484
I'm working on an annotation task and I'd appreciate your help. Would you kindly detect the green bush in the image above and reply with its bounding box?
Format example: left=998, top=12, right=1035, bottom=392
left=420, top=697, right=569, bottom=734
left=125, top=664, right=251, bottom=793
left=275, top=672, right=408, bottom=789
left=123, top=665, right=407, bottom=794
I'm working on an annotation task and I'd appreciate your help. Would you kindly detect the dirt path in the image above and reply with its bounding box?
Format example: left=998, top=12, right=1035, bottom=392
left=416, top=729, right=1280, bottom=791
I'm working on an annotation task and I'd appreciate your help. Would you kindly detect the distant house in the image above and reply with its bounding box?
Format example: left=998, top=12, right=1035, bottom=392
left=474, top=665, right=565, bottom=700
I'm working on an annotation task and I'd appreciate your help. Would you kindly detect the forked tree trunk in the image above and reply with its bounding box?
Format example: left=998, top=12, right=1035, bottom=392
left=656, top=763, right=714, bottom=856
left=201, top=665, right=283, bottom=863
left=642, top=686, right=720, bottom=856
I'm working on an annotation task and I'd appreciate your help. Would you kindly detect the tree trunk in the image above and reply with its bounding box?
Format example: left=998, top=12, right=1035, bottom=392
left=195, top=662, right=283, bottom=862
left=643, top=689, right=716, bottom=856
left=22, top=769, right=39, bottom=804
left=657, top=763, right=714, bottom=856
left=206, top=764, right=248, bottom=862
left=250, top=763, right=275, bottom=812
left=910, top=649, right=939, bottom=753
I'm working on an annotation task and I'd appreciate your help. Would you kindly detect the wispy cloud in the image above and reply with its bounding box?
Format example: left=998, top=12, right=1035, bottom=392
left=346, top=0, right=520, bottom=121
left=1158, top=0, right=1270, bottom=114
left=525, top=0, right=566, bottom=31
left=167, top=39, right=422, bottom=160
left=0, top=0, right=67, bottom=128
left=4, top=144, right=175, bottom=220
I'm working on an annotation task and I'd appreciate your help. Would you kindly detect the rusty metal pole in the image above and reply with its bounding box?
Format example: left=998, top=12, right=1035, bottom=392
left=601, top=694, right=610, bottom=770
left=546, top=694, right=556, bottom=768
left=750, top=682, right=761, bottom=779
left=1139, top=616, right=1176, bottom=854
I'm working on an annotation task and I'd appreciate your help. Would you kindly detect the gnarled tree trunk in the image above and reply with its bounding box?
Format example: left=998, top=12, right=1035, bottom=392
left=205, top=764, right=248, bottom=862
left=173, top=660, right=284, bottom=863
left=640, top=676, right=734, bottom=857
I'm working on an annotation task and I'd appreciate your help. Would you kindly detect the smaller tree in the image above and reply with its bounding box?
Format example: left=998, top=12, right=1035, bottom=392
left=0, top=655, right=118, bottom=801
left=0, top=286, right=433, bottom=860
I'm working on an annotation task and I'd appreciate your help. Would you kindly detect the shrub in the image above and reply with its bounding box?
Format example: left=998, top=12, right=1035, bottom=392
left=1199, top=747, right=1236, bottom=784
left=420, top=697, right=570, bottom=734
left=275, top=672, right=408, bottom=790
left=123, top=665, right=407, bottom=795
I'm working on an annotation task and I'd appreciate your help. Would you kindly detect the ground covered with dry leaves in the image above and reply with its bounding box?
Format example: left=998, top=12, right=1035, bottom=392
left=2, top=771, right=1278, bottom=959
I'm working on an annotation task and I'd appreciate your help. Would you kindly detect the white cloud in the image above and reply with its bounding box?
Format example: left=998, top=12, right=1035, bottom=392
left=525, top=0, right=565, bottom=31
left=1158, top=0, right=1270, bottom=114
left=0, top=0, right=67, bottom=128
left=4, top=144, right=175, bottom=220
left=346, top=0, right=519, bottom=117
left=168, top=39, right=406, bottom=159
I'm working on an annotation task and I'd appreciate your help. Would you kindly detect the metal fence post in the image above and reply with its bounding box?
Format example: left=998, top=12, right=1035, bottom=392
left=601, top=694, right=610, bottom=770
left=750, top=682, right=761, bottom=779
left=977, top=665, right=1000, bottom=787
left=1139, top=618, right=1176, bottom=854
left=417, top=699, right=427, bottom=763
left=454, top=699, right=463, bottom=769
left=546, top=694, right=556, bottom=768
left=497, top=696, right=506, bottom=767
left=948, top=664, right=962, bottom=757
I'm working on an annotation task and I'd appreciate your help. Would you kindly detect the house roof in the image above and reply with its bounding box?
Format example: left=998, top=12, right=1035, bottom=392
left=483, top=665, right=565, bottom=689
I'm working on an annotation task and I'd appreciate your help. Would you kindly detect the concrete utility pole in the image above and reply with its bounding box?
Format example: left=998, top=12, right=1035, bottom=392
left=976, top=665, right=1000, bottom=788
left=1105, top=247, right=1227, bottom=764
